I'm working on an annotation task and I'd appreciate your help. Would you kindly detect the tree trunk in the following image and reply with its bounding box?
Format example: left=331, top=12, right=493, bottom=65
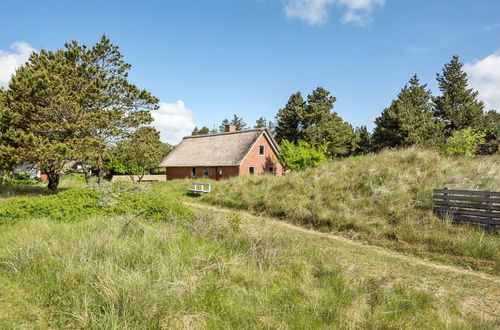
left=47, top=170, right=60, bottom=191
left=84, top=166, right=92, bottom=185
left=98, top=167, right=104, bottom=185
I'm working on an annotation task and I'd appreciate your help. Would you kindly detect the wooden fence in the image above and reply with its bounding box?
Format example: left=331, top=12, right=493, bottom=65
left=433, top=188, right=500, bottom=227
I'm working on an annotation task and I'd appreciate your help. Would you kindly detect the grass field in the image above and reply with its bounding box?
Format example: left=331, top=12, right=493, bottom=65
left=0, top=149, right=499, bottom=328
left=202, top=148, right=500, bottom=274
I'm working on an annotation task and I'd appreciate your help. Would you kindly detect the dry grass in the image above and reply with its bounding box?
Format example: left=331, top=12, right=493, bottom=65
left=202, top=148, right=500, bottom=273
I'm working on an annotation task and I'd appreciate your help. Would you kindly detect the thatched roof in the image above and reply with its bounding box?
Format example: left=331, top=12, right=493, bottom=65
left=159, top=128, right=277, bottom=167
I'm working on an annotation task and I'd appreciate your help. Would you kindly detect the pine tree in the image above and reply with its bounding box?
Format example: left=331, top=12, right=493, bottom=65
left=275, top=92, right=305, bottom=144
left=3, top=36, right=158, bottom=190
left=433, top=55, right=485, bottom=136
left=230, top=114, right=247, bottom=130
left=198, top=126, right=210, bottom=135
left=373, top=75, right=444, bottom=150
left=275, top=88, right=356, bottom=157
left=354, top=126, right=372, bottom=154
left=254, top=117, right=267, bottom=128
left=254, top=117, right=276, bottom=134
left=301, top=87, right=357, bottom=157
left=219, top=119, right=230, bottom=132
left=484, top=110, right=500, bottom=141
left=79, top=36, right=158, bottom=185
left=219, top=114, right=247, bottom=132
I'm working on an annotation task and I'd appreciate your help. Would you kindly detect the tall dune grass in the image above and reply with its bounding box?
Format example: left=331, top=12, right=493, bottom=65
left=202, top=148, right=500, bottom=273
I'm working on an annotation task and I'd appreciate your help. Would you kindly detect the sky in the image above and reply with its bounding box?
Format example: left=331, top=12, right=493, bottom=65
left=1, top=0, right=499, bottom=144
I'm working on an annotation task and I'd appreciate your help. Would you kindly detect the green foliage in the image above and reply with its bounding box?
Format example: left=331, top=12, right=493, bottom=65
left=433, top=55, right=485, bottom=136
left=219, top=114, right=247, bottom=132
left=105, top=156, right=127, bottom=175
left=0, top=183, right=192, bottom=224
left=275, top=92, right=304, bottom=144
left=278, top=140, right=327, bottom=171
left=254, top=117, right=276, bottom=134
left=192, top=126, right=211, bottom=135
left=1, top=36, right=158, bottom=191
left=443, top=128, right=486, bottom=157
left=483, top=110, right=500, bottom=142
left=373, top=75, right=444, bottom=150
left=353, top=126, right=372, bottom=155
left=275, top=88, right=357, bottom=157
left=113, top=126, right=171, bottom=182
left=0, top=189, right=103, bottom=223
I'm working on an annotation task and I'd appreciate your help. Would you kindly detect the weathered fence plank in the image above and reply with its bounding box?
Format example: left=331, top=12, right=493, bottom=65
left=432, top=188, right=500, bottom=227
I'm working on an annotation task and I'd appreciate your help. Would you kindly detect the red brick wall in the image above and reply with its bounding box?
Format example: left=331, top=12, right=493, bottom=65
left=166, top=166, right=240, bottom=180
left=239, top=133, right=283, bottom=176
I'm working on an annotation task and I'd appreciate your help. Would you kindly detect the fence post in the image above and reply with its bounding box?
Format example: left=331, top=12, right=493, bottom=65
left=443, top=187, right=451, bottom=222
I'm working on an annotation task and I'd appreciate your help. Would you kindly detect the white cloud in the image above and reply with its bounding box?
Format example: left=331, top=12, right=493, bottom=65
left=464, top=51, right=500, bottom=111
left=284, top=0, right=384, bottom=26
left=152, top=100, right=196, bottom=144
left=0, top=42, right=35, bottom=88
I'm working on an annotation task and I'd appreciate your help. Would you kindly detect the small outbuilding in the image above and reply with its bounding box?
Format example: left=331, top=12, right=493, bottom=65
left=159, top=125, right=282, bottom=180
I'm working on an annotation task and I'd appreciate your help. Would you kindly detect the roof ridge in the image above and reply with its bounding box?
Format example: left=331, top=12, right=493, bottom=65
left=184, top=128, right=265, bottom=139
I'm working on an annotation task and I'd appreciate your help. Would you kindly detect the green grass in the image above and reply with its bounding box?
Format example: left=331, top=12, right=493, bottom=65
left=202, top=148, right=500, bottom=274
left=0, top=193, right=497, bottom=328
left=0, top=160, right=498, bottom=328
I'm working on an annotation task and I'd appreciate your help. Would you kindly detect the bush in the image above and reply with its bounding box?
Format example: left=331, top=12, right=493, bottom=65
left=279, top=140, right=328, bottom=171
left=0, top=183, right=193, bottom=224
left=443, top=128, right=485, bottom=156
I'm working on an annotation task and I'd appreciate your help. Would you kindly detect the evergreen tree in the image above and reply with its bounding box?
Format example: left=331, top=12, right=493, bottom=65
left=219, top=114, right=247, bottom=132
left=219, top=119, right=230, bottom=132
left=230, top=114, right=247, bottom=130
left=198, top=126, right=210, bottom=135
left=254, top=117, right=267, bottom=128
left=275, top=88, right=356, bottom=157
left=192, top=126, right=210, bottom=135
left=2, top=36, right=158, bottom=190
left=79, top=36, right=158, bottom=185
left=275, top=92, right=305, bottom=144
left=433, top=55, right=485, bottom=136
left=373, top=75, right=444, bottom=150
left=354, top=126, right=372, bottom=155
left=301, top=87, right=357, bottom=157
left=484, top=110, right=500, bottom=142
left=254, top=117, right=276, bottom=134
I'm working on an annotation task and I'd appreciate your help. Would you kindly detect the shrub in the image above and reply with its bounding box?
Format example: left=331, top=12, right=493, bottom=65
left=443, top=128, right=485, bottom=156
left=279, top=140, right=328, bottom=171
left=0, top=183, right=193, bottom=224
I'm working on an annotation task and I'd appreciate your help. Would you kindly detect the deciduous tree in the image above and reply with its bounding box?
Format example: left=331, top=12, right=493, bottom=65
left=278, top=140, right=327, bottom=171
left=113, top=126, right=171, bottom=183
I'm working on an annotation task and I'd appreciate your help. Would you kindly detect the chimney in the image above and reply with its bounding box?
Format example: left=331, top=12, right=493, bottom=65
left=225, top=125, right=237, bottom=132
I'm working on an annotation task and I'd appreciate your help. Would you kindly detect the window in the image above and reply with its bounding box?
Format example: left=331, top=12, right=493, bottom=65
left=203, top=167, right=209, bottom=178
left=259, top=145, right=265, bottom=156
left=268, top=166, right=275, bottom=175
left=249, top=166, right=255, bottom=175
left=191, top=167, right=196, bottom=178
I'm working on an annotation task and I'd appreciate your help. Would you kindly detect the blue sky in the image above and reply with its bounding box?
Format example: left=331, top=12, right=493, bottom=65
left=1, top=0, right=499, bottom=143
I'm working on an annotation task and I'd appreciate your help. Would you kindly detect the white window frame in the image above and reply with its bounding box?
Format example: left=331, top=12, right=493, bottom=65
left=259, top=144, right=265, bottom=156
left=249, top=166, right=256, bottom=175
left=203, top=167, right=209, bottom=178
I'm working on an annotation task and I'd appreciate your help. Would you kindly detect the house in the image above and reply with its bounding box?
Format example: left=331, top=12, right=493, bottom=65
left=159, top=125, right=282, bottom=180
